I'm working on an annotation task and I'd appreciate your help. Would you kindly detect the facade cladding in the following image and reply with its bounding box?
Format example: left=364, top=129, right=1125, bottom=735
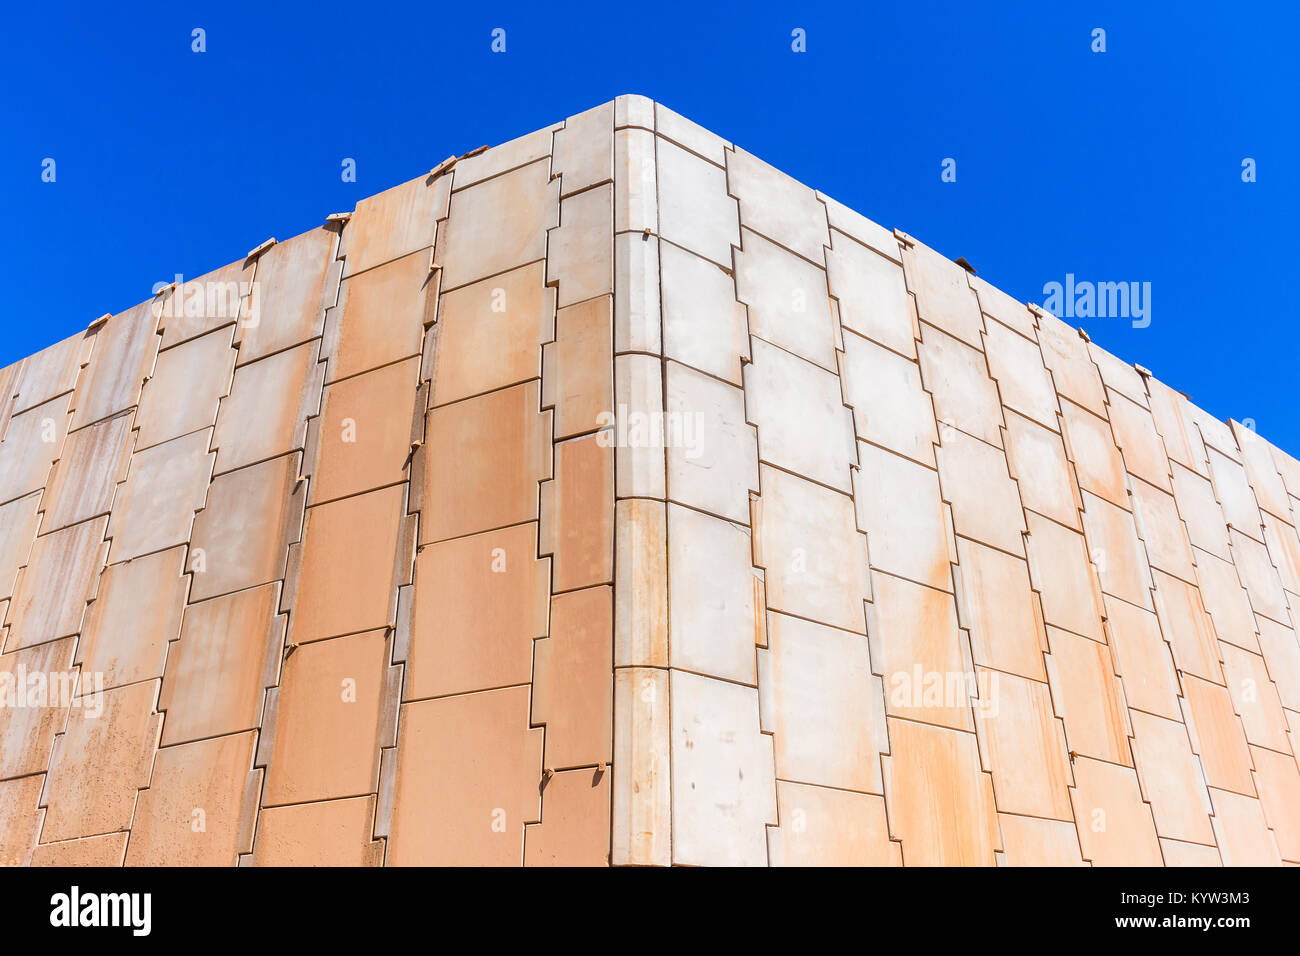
left=2, top=96, right=1300, bottom=867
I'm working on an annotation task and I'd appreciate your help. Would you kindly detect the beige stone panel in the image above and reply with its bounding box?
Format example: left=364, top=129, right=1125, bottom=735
left=974, top=670, right=1072, bottom=820
left=31, top=832, right=127, bottom=867
left=78, top=546, right=187, bottom=690
left=264, top=630, right=387, bottom=805
left=441, top=159, right=555, bottom=290
left=38, top=410, right=132, bottom=533
left=212, top=340, right=320, bottom=474
left=853, top=442, right=950, bottom=591
left=615, top=499, right=667, bottom=668
left=531, top=586, right=613, bottom=769
left=1209, top=788, right=1282, bottom=866
left=552, top=101, right=613, bottom=195
left=1060, top=400, right=1128, bottom=509
left=1181, top=675, right=1255, bottom=796
left=1044, top=627, right=1131, bottom=765
left=547, top=185, right=613, bottom=308
left=422, top=381, right=551, bottom=544
left=0, top=393, right=71, bottom=506
left=1220, top=643, right=1290, bottom=753
left=670, top=670, right=775, bottom=866
left=663, top=361, right=756, bottom=526
left=918, top=322, right=1003, bottom=449
left=1024, top=512, right=1105, bottom=640
left=840, top=331, right=936, bottom=466
left=134, top=325, right=234, bottom=450
left=126, top=731, right=257, bottom=866
left=541, top=295, right=612, bottom=440
left=970, top=273, right=1037, bottom=341
left=1035, top=313, right=1107, bottom=417
left=825, top=230, right=915, bottom=359
left=1152, top=568, right=1224, bottom=684
left=329, top=248, right=430, bottom=383
left=388, top=686, right=542, bottom=866
left=883, top=718, right=999, bottom=866
left=1088, top=345, right=1149, bottom=409
left=613, top=353, right=665, bottom=500
left=1171, top=462, right=1230, bottom=560
left=872, top=573, right=971, bottom=732
left=983, top=319, right=1057, bottom=430
left=1069, top=756, right=1163, bottom=866
left=614, top=231, right=660, bottom=355
left=107, top=428, right=214, bottom=563
left=955, top=538, right=1046, bottom=681
left=452, top=125, right=557, bottom=190
left=656, top=138, right=738, bottom=268
left=1195, top=547, right=1260, bottom=652
left=1233, top=425, right=1291, bottom=520
left=1272, top=443, right=1300, bottom=501
left=1161, top=838, right=1222, bottom=866
left=41, top=679, right=160, bottom=843
left=1251, top=744, right=1300, bottom=861
left=159, top=584, right=280, bottom=746
left=660, top=240, right=748, bottom=385
left=770, top=783, right=900, bottom=866
left=734, top=229, right=836, bottom=373
left=817, top=193, right=901, bottom=263
left=1256, top=614, right=1300, bottom=711
left=0, top=775, right=44, bottom=866
left=667, top=503, right=757, bottom=684
left=1080, top=490, right=1153, bottom=610
left=998, top=814, right=1086, bottom=866
left=292, top=486, right=404, bottom=644
left=310, top=357, right=419, bottom=504
left=254, top=795, right=383, bottom=866
left=70, top=298, right=160, bottom=430
left=343, top=171, right=441, bottom=277
left=158, top=257, right=252, bottom=349
left=1230, top=528, right=1289, bottom=624
left=614, top=128, right=656, bottom=235
left=0, top=637, right=76, bottom=779
left=188, top=453, right=302, bottom=602
left=1185, top=402, right=1239, bottom=464
left=1262, top=512, right=1300, bottom=597
left=901, top=239, right=985, bottom=350
left=431, top=261, right=552, bottom=407
left=768, top=611, right=883, bottom=793
left=235, top=227, right=334, bottom=366
left=727, top=145, right=829, bottom=264
left=1130, top=478, right=1196, bottom=582
left=1004, top=411, right=1079, bottom=530
left=525, top=768, right=610, bottom=867
left=0, top=493, right=39, bottom=602
left=1103, top=596, right=1180, bottom=721
left=1107, top=390, right=1172, bottom=492
left=937, top=428, right=1026, bottom=556
left=612, top=667, right=670, bottom=866
left=5, top=517, right=108, bottom=650
left=10, top=332, right=87, bottom=415
left=409, top=522, right=548, bottom=700
left=655, top=102, right=728, bottom=164
left=1146, top=377, right=1200, bottom=474
left=1129, top=710, right=1214, bottom=845
left=550, top=434, right=614, bottom=591
left=1207, top=447, right=1264, bottom=543
left=745, top=338, right=855, bottom=493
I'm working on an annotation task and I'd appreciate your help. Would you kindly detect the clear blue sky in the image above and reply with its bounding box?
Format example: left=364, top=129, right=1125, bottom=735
left=4, top=1, right=1297, bottom=453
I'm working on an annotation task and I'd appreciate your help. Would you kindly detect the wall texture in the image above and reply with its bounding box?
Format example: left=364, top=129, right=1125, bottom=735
left=2, top=96, right=1299, bottom=866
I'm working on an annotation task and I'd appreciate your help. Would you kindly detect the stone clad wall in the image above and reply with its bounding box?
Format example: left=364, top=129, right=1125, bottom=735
left=1, top=96, right=1299, bottom=866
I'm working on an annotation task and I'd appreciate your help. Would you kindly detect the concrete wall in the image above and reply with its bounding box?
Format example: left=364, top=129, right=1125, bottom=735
left=1, top=96, right=1299, bottom=865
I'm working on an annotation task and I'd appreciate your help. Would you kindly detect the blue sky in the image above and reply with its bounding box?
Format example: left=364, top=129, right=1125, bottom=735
left=4, top=1, right=1297, bottom=452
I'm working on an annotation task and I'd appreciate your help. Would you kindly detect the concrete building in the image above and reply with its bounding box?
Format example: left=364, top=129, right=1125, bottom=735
left=1, top=96, right=1299, bottom=866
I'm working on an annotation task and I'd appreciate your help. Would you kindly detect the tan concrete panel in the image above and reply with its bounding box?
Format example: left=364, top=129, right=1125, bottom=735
left=770, top=782, right=900, bottom=866
left=157, top=257, right=251, bottom=350
left=531, top=585, right=613, bottom=769
left=1208, top=787, right=1282, bottom=866
left=441, top=159, right=555, bottom=290
left=254, top=795, right=383, bottom=866
left=663, top=361, right=756, bottom=525
left=106, top=428, right=214, bottom=564
left=0, top=775, right=44, bottom=866
left=1161, top=838, right=1222, bottom=866
left=549, top=433, right=614, bottom=592
left=727, top=145, right=829, bottom=264
left=70, top=298, right=160, bottom=430
left=955, top=538, right=1046, bottom=681
left=1256, top=614, right=1300, bottom=711
left=1251, top=744, right=1300, bottom=861
left=343, top=172, right=440, bottom=278
left=5, top=517, right=108, bottom=651
left=1080, top=490, right=1153, bottom=610
left=1151, top=568, right=1224, bottom=684
left=854, top=442, right=951, bottom=591
left=656, top=138, right=738, bottom=269
left=0, top=393, right=71, bottom=506
left=525, top=768, right=610, bottom=867
left=660, top=241, right=747, bottom=385
left=329, top=250, right=430, bottom=384
left=974, top=670, right=1072, bottom=820
left=452, top=126, right=556, bottom=191
left=10, top=332, right=87, bottom=416
left=1060, top=399, right=1128, bottom=509
left=1130, top=478, right=1196, bottom=582
left=970, top=273, right=1037, bottom=342
left=937, top=428, right=1027, bottom=557
left=542, top=295, right=612, bottom=439
left=655, top=102, right=727, bottom=165
left=1146, top=377, right=1200, bottom=475
left=919, top=322, right=1003, bottom=449
left=1088, top=345, right=1149, bottom=409
left=0, top=493, right=40, bottom=604
left=408, top=522, right=548, bottom=700
left=1036, top=313, right=1107, bottom=417
left=734, top=228, right=836, bottom=372
left=1129, top=710, right=1215, bottom=845
left=0, top=637, right=76, bottom=779
left=615, top=499, right=667, bottom=669
left=1106, top=389, right=1172, bottom=492
left=612, top=668, right=670, bottom=866
left=1044, top=626, right=1131, bottom=765
left=211, top=340, right=320, bottom=474
left=998, top=815, right=1086, bottom=867
left=1230, top=527, right=1289, bottom=624
left=1069, top=756, right=1163, bottom=866
left=1262, top=512, right=1300, bottom=597
left=1181, top=675, right=1255, bottom=796
left=1004, top=410, right=1080, bottom=530
left=817, top=194, right=901, bottom=264
left=1220, top=643, right=1290, bottom=753
left=235, top=227, right=335, bottom=366
left=1233, top=425, right=1291, bottom=520
left=983, top=319, right=1057, bottom=430
left=840, top=331, right=937, bottom=466
left=552, top=101, right=613, bottom=196
left=134, top=325, right=234, bottom=450
left=901, top=239, right=985, bottom=351
left=32, top=832, right=127, bottom=867
left=1103, top=596, right=1180, bottom=722
left=39, top=410, right=133, bottom=533
left=546, top=185, right=613, bottom=308
left=825, top=230, right=915, bottom=359
left=1195, top=547, right=1260, bottom=653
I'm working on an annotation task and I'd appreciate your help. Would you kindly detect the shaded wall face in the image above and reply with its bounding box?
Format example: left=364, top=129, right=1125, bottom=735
left=2, top=96, right=1300, bottom=867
